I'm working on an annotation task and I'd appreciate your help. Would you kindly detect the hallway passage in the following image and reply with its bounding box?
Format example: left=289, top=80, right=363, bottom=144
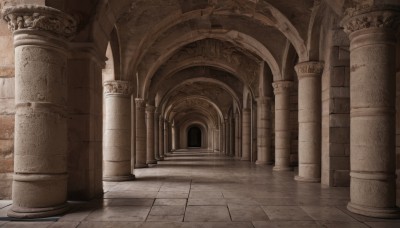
left=1, top=150, right=400, bottom=228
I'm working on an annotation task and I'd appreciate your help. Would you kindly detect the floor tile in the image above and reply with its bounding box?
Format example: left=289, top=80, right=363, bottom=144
left=156, top=191, right=189, bottom=199
left=104, top=191, right=158, bottom=199
left=187, top=198, right=227, bottom=206
left=154, top=199, right=187, bottom=206
left=48, top=222, right=80, bottom=228
left=184, top=206, right=231, bottom=222
left=77, top=221, right=143, bottom=228
left=0, top=222, right=54, bottom=228
left=149, top=206, right=185, bottom=216
left=103, top=198, right=154, bottom=206
left=228, top=204, right=269, bottom=221
left=84, top=206, right=151, bottom=222
left=189, top=191, right=223, bottom=198
left=301, top=206, right=357, bottom=222
left=252, top=221, right=322, bottom=228
left=262, top=206, right=313, bottom=221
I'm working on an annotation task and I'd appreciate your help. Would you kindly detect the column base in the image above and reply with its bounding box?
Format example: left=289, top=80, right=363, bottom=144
left=273, top=166, right=293, bottom=172
left=135, top=164, right=149, bottom=168
left=158, top=157, right=164, bottom=161
left=234, top=156, right=241, bottom=160
left=8, top=202, right=69, bottom=219
left=347, top=202, right=400, bottom=219
left=147, top=160, right=157, bottom=164
left=255, top=160, right=273, bottom=165
left=103, top=174, right=135, bottom=182
left=294, top=175, right=320, bottom=183
left=241, top=157, right=250, bottom=161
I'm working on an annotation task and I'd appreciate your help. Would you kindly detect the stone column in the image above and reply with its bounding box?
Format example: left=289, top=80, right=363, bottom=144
left=146, top=105, right=157, bottom=164
left=171, top=123, right=176, bottom=151
left=135, top=98, right=148, bottom=168
left=234, top=113, right=241, bottom=159
left=241, top=108, right=251, bottom=161
left=159, top=116, right=165, bottom=159
left=225, top=118, right=229, bottom=155
left=273, top=81, right=293, bottom=171
left=256, top=96, right=272, bottom=165
left=103, top=81, right=135, bottom=182
left=294, top=61, right=323, bottom=182
left=3, top=5, right=76, bottom=218
left=213, top=128, right=220, bottom=152
left=164, top=120, right=169, bottom=154
left=154, top=111, right=160, bottom=160
left=341, top=6, right=400, bottom=218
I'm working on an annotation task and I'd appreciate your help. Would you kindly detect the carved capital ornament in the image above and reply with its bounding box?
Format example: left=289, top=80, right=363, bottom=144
left=272, top=81, right=293, bottom=94
left=103, top=81, right=133, bottom=96
left=2, top=5, right=77, bottom=38
left=294, top=61, right=324, bottom=79
left=341, top=5, right=400, bottom=35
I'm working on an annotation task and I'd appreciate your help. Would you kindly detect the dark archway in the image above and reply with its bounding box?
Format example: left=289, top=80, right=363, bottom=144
left=188, top=126, right=202, bottom=148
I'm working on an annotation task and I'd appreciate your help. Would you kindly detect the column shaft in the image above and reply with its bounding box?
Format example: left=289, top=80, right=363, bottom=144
left=135, top=98, right=148, bottom=168
left=146, top=105, right=156, bottom=164
left=103, top=81, right=135, bottom=182
left=234, top=114, right=241, bottom=159
left=294, top=61, right=323, bottom=182
left=4, top=6, right=76, bottom=218
left=342, top=6, right=400, bottom=218
left=273, top=81, right=293, bottom=171
left=159, top=117, right=164, bottom=159
left=241, top=108, right=251, bottom=161
left=154, top=111, right=160, bottom=160
left=256, top=97, right=272, bottom=165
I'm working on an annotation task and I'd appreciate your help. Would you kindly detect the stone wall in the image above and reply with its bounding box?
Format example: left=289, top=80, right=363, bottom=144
left=0, top=18, right=14, bottom=199
left=321, top=8, right=351, bottom=187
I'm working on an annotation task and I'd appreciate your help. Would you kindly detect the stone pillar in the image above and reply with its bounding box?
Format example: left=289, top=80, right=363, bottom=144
left=273, top=81, right=293, bottom=171
left=256, top=96, right=272, bottom=165
left=146, top=105, right=157, bottom=164
left=171, top=123, right=176, bottom=151
left=3, top=5, right=76, bottom=218
left=159, top=116, right=165, bottom=159
left=225, top=118, right=229, bottom=155
left=154, top=111, right=160, bottom=160
left=103, top=81, right=135, bottom=182
left=241, top=108, right=251, bottom=161
left=294, top=61, right=323, bottom=182
left=341, top=6, right=400, bottom=218
left=135, top=98, right=148, bottom=168
left=234, top=113, right=241, bottom=159
left=213, top=128, right=220, bottom=152
left=164, top=120, right=169, bottom=154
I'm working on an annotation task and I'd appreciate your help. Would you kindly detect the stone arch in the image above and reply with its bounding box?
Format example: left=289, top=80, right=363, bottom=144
left=152, top=77, right=241, bottom=109
left=140, top=31, right=282, bottom=98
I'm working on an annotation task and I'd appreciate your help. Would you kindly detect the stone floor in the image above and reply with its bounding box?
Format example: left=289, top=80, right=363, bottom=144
left=1, top=150, right=400, bottom=228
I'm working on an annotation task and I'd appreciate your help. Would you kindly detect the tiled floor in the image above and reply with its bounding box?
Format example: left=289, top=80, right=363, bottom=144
left=1, top=150, right=400, bottom=227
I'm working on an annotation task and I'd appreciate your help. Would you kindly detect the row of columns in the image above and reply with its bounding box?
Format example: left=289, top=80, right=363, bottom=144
left=3, top=3, right=400, bottom=220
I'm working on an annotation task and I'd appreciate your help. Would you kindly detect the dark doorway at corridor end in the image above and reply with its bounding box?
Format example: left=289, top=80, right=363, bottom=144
left=188, top=126, right=202, bottom=148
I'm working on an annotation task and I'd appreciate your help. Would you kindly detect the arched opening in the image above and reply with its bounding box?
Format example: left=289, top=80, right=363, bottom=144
left=187, top=126, right=202, bottom=148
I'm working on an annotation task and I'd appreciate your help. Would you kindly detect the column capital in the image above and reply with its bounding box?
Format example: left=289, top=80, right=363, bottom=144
left=294, top=61, right=324, bottom=79
left=2, top=5, right=77, bottom=38
left=104, top=80, right=133, bottom=96
left=272, top=81, right=293, bottom=95
left=341, top=5, right=400, bottom=35
left=146, top=105, right=155, bottom=113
